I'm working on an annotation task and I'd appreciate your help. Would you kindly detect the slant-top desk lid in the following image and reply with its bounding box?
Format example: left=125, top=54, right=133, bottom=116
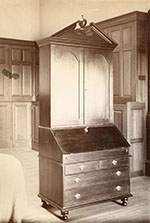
left=50, top=125, right=130, bottom=154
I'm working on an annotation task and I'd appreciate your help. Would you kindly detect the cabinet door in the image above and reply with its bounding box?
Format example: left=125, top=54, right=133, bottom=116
left=84, top=48, right=111, bottom=124
left=51, top=45, right=83, bottom=127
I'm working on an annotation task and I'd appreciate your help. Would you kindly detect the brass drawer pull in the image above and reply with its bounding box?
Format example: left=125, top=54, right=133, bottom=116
left=74, top=193, right=81, bottom=199
left=74, top=178, right=80, bottom=183
left=116, top=185, right=122, bottom=191
left=116, top=170, right=122, bottom=176
left=79, top=164, right=86, bottom=170
left=112, top=160, right=118, bottom=166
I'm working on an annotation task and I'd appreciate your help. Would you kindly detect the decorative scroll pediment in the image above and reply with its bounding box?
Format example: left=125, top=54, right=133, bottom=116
left=37, top=17, right=118, bottom=49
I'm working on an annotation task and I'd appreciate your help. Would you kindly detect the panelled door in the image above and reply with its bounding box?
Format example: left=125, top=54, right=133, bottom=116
left=0, top=42, right=35, bottom=148
left=51, top=45, right=111, bottom=127
left=51, top=45, right=84, bottom=127
left=84, top=48, right=111, bottom=124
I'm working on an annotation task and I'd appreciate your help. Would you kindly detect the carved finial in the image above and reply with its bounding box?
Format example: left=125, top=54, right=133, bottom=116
left=78, top=15, right=87, bottom=29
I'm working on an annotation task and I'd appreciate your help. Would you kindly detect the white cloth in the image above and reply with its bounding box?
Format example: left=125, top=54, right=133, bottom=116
left=0, top=154, right=27, bottom=223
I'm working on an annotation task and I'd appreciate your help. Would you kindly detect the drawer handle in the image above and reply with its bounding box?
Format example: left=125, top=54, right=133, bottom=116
left=116, top=170, right=122, bottom=176
left=74, top=193, right=81, bottom=200
left=112, top=160, right=118, bottom=166
left=116, top=185, right=122, bottom=191
left=74, top=178, right=80, bottom=183
left=79, top=164, right=86, bottom=170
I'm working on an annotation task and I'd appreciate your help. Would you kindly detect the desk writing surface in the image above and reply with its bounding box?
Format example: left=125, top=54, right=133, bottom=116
left=52, top=125, right=130, bottom=154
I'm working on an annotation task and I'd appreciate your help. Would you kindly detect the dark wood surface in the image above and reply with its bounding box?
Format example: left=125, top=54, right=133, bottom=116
left=39, top=156, right=63, bottom=207
left=100, top=157, right=128, bottom=169
left=39, top=45, right=50, bottom=127
left=39, top=126, right=130, bottom=162
left=63, top=148, right=129, bottom=164
left=39, top=125, right=131, bottom=213
left=64, top=160, right=99, bottom=175
left=52, top=125, right=130, bottom=154
left=64, top=166, right=129, bottom=190
left=146, top=10, right=150, bottom=176
left=39, top=127, right=62, bottom=162
left=64, top=180, right=130, bottom=207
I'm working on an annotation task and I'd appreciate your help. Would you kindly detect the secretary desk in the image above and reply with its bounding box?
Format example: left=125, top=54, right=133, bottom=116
left=37, top=17, right=132, bottom=220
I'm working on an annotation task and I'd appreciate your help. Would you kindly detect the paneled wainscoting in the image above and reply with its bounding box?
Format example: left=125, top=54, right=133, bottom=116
left=0, top=148, right=150, bottom=223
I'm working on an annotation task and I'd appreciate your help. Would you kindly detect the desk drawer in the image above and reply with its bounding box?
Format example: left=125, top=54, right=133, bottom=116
left=64, top=167, right=129, bottom=190
left=64, top=180, right=130, bottom=207
left=65, top=161, right=98, bottom=175
left=63, top=148, right=129, bottom=164
left=100, top=157, right=128, bottom=169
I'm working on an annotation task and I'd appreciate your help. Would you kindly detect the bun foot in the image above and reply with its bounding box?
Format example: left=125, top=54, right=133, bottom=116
left=61, top=210, right=69, bottom=221
left=121, top=197, right=128, bottom=206
left=41, top=200, right=48, bottom=207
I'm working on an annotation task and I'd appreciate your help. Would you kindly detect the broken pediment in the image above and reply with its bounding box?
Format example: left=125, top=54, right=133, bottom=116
left=37, top=16, right=118, bottom=49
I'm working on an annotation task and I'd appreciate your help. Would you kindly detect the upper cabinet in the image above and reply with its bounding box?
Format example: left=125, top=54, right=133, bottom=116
left=97, top=11, right=148, bottom=104
left=0, top=38, right=39, bottom=102
left=37, top=19, right=117, bottom=128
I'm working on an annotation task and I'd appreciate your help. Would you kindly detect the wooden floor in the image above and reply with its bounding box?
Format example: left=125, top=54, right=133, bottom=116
left=0, top=148, right=150, bottom=223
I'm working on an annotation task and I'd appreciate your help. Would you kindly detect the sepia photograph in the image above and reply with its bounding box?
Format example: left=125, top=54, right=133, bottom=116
left=0, top=0, right=150, bottom=222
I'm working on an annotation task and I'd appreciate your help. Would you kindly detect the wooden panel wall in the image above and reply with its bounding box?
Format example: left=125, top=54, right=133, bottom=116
left=0, top=38, right=38, bottom=149
left=12, top=102, right=31, bottom=148
left=114, top=102, right=145, bottom=176
left=11, top=65, right=22, bottom=96
left=137, top=49, right=147, bottom=103
left=10, top=46, right=33, bottom=101
left=109, top=22, right=135, bottom=103
left=113, top=52, right=120, bottom=97
left=97, top=12, right=148, bottom=177
left=0, top=103, right=11, bottom=148
left=32, top=101, right=39, bottom=151
left=0, top=45, right=10, bottom=101
left=114, top=104, right=127, bottom=138
left=129, top=103, right=146, bottom=176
